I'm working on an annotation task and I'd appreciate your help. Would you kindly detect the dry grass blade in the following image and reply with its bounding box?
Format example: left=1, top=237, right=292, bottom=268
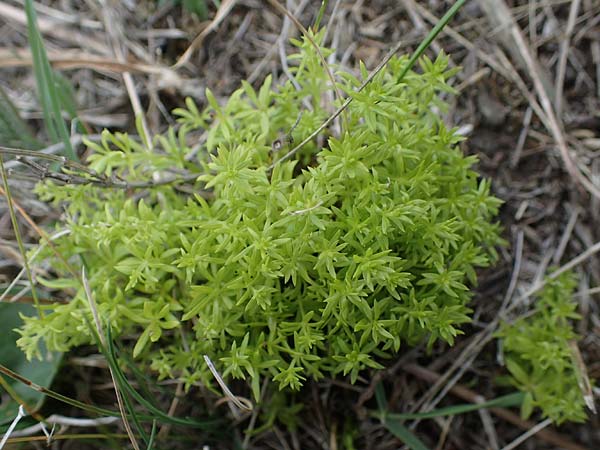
left=203, top=355, right=253, bottom=412
left=97, top=0, right=151, bottom=149
left=0, top=48, right=178, bottom=75
left=478, top=0, right=555, bottom=102
left=554, top=0, right=582, bottom=116
left=480, top=0, right=600, bottom=199
left=174, top=0, right=237, bottom=68
left=404, top=365, right=590, bottom=450
left=0, top=405, right=27, bottom=450
left=0, top=2, right=108, bottom=55
left=512, top=240, right=600, bottom=311
left=8, top=415, right=119, bottom=439
left=568, top=340, right=597, bottom=414
left=271, top=0, right=467, bottom=170
left=499, top=418, right=553, bottom=450
left=413, top=238, right=600, bottom=417
left=0, top=229, right=70, bottom=303
left=265, top=0, right=346, bottom=118
left=82, top=267, right=141, bottom=450
left=408, top=1, right=600, bottom=199
left=0, top=155, right=43, bottom=317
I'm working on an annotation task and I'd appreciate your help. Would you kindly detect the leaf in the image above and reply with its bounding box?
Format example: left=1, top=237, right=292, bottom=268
left=382, top=418, right=432, bottom=450
left=182, top=0, right=208, bottom=20
left=0, top=303, right=62, bottom=425
left=24, top=0, right=78, bottom=160
left=375, top=383, right=431, bottom=450
left=385, top=392, right=524, bottom=420
left=133, top=327, right=152, bottom=358
left=0, top=85, right=42, bottom=150
left=521, top=392, right=534, bottom=420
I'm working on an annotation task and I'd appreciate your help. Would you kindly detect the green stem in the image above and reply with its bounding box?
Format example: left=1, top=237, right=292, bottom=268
left=0, top=155, right=44, bottom=318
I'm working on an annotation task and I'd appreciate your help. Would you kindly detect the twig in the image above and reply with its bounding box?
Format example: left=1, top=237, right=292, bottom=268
left=412, top=1, right=600, bottom=199
left=510, top=106, right=533, bottom=168
left=203, top=355, right=253, bottom=412
left=499, top=0, right=600, bottom=198
left=266, top=0, right=346, bottom=125
left=174, top=0, right=237, bottom=68
left=98, top=0, right=152, bottom=150
left=552, top=206, right=580, bottom=265
left=8, top=415, right=119, bottom=438
left=555, top=0, right=582, bottom=117
left=0, top=2, right=108, bottom=55
left=0, top=405, right=27, bottom=450
left=0, top=229, right=71, bottom=303
left=499, top=419, right=552, bottom=450
left=1, top=145, right=207, bottom=190
left=3, top=134, right=98, bottom=170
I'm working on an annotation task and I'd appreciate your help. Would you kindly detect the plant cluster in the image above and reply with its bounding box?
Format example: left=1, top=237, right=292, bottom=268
left=497, top=271, right=589, bottom=424
left=18, top=32, right=503, bottom=400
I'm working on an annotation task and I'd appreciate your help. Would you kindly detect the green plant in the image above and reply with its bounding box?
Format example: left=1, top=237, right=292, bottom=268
left=0, top=86, right=42, bottom=150
left=24, top=0, right=78, bottom=160
left=0, top=303, right=61, bottom=428
left=158, top=0, right=209, bottom=20
left=17, top=31, right=503, bottom=402
left=497, top=271, right=589, bottom=424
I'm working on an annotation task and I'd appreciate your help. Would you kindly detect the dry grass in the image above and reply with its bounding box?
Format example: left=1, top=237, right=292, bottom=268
left=1, top=0, right=599, bottom=449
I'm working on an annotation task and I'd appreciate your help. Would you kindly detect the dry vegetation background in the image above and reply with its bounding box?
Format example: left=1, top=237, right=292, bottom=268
left=0, top=0, right=600, bottom=449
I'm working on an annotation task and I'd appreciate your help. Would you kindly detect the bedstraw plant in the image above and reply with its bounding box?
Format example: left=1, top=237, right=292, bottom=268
left=17, top=31, right=504, bottom=402
left=497, top=271, right=589, bottom=424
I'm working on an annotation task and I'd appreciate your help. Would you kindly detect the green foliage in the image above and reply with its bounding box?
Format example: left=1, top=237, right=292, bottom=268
left=17, top=32, right=503, bottom=401
left=0, top=85, right=42, bottom=150
left=182, top=0, right=208, bottom=19
left=0, top=303, right=61, bottom=426
left=497, top=271, right=588, bottom=424
left=24, top=0, right=77, bottom=160
left=159, top=0, right=209, bottom=20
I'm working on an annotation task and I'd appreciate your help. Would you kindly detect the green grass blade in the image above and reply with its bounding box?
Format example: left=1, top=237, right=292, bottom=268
left=118, top=353, right=163, bottom=411
left=119, top=382, right=150, bottom=447
left=374, top=384, right=522, bottom=449
left=375, top=383, right=432, bottom=450
left=0, top=363, right=121, bottom=418
left=313, top=0, right=328, bottom=30
left=383, top=419, right=431, bottom=450
left=105, top=326, right=222, bottom=430
left=374, top=382, right=388, bottom=415
left=0, top=86, right=42, bottom=150
left=384, top=392, right=524, bottom=420
left=24, top=0, right=77, bottom=160
left=146, top=421, right=158, bottom=450
left=395, top=0, right=466, bottom=82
